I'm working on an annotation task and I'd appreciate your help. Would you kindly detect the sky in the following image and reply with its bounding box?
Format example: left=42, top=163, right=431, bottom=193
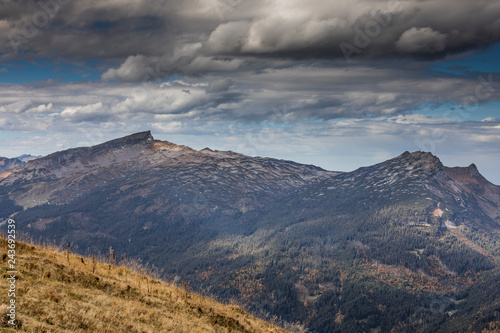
left=0, top=0, right=499, bottom=184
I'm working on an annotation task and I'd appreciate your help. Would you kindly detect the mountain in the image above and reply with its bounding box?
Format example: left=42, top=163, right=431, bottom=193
left=0, top=155, right=42, bottom=180
left=1, top=132, right=499, bottom=332
left=0, top=157, right=24, bottom=171
left=15, top=154, right=43, bottom=163
left=0, top=237, right=287, bottom=333
left=0, top=156, right=25, bottom=180
left=2, top=131, right=334, bottom=209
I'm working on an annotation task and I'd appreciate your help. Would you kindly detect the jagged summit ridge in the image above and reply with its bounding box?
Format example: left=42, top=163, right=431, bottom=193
left=397, top=151, right=443, bottom=170
left=23, top=131, right=154, bottom=167
left=102, top=130, right=154, bottom=146
left=444, top=163, right=482, bottom=180
left=3, top=131, right=159, bottom=185
left=350, top=150, right=444, bottom=180
left=0, top=131, right=335, bottom=208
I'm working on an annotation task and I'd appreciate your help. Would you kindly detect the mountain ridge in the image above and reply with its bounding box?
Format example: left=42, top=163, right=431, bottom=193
left=1, top=132, right=335, bottom=210
left=1, top=131, right=499, bottom=332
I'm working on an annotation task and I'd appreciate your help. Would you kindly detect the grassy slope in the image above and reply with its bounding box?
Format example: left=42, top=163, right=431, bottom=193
left=0, top=238, right=287, bottom=333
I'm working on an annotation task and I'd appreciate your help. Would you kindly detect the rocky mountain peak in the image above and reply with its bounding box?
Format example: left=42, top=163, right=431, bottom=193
left=401, top=150, right=441, bottom=163
left=466, top=163, right=479, bottom=176
left=396, top=151, right=443, bottom=172
left=24, top=130, right=154, bottom=167
left=3, top=131, right=157, bottom=185
left=100, top=130, right=154, bottom=148
left=444, top=163, right=489, bottom=186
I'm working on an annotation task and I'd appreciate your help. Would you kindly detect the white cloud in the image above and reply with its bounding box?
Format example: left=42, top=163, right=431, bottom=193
left=26, top=103, right=54, bottom=114
left=482, top=117, right=498, bottom=122
left=151, top=121, right=183, bottom=133
left=0, top=100, right=32, bottom=113
left=387, top=114, right=457, bottom=125
left=60, top=102, right=107, bottom=122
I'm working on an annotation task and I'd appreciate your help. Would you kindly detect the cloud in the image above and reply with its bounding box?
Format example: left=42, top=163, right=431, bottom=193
left=2, top=0, right=500, bottom=66
left=26, top=103, right=53, bottom=114
left=0, top=100, right=33, bottom=113
left=60, top=102, right=108, bottom=122
left=205, top=21, right=252, bottom=54
left=387, top=113, right=457, bottom=125
left=1, top=66, right=500, bottom=126
left=481, top=117, right=499, bottom=122
left=101, top=55, right=151, bottom=82
left=206, top=78, right=233, bottom=93
left=151, top=120, right=183, bottom=133
left=396, top=27, right=447, bottom=54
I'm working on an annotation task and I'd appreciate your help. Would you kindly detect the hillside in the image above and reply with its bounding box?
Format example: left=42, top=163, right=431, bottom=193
left=0, top=157, right=25, bottom=180
left=0, top=237, right=288, bottom=333
left=1, top=132, right=499, bottom=332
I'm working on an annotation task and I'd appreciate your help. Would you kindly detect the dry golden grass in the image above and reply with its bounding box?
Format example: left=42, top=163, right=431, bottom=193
left=0, top=238, right=288, bottom=333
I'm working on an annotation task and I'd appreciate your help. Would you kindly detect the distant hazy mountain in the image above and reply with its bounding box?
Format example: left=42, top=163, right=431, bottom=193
left=1, top=132, right=499, bottom=332
left=15, top=154, right=43, bottom=163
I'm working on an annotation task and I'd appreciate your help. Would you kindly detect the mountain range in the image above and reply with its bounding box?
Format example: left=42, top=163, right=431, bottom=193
left=1, top=131, right=499, bottom=332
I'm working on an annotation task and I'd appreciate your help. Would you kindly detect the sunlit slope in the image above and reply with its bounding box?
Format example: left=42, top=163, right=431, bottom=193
left=0, top=238, right=287, bottom=333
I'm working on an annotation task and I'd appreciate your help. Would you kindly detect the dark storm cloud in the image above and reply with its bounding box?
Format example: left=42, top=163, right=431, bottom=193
left=2, top=0, right=500, bottom=126
left=1, top=0, right=174, bottom=59
left=2, top=0, right=500, bottom=66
